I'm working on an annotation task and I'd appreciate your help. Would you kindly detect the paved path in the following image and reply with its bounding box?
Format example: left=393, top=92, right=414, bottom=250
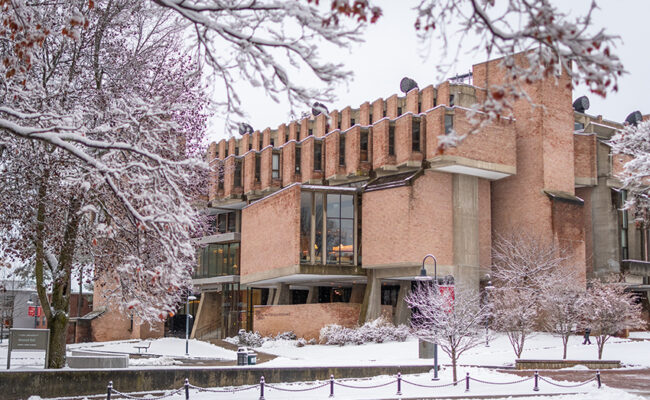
left=502, top=368, right=650, bottom=398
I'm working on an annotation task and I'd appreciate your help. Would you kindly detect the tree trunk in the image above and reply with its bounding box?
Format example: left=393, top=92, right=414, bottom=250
left=598, top=339, right=604, bottom=360
left=562, top=335, right=568, bottom=359
left=46, top=311, right=69, bottom=368
left=451, top=349, right=457, bottom=384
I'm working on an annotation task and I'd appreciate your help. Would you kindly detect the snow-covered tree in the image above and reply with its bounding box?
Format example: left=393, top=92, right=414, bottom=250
left=490, top=233, right=572, bottom=358
left=610, top=119, right=650, bottom=228
left=540, top=282, right=584, bottom=359
left=0, top=1, right=209, bottom=368
left=579, top=280, right=644, bottom=360
left=405, top=283, right=489, bottom=384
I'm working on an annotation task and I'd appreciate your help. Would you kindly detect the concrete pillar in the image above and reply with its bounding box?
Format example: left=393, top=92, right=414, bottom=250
left=394, top=281, right=411, bottom=325
left=452, top=174, right=480, bottom=292
left=266, top=289, right=276, bottom=305
left=591, top=178, right=620, bottom=278
left=349, top=284, right=366, bottom=304
left=273, top=284, right=291, bottom=305
left=306, top=287, right=318, bottom=304
left=359, top=270, right=382, bottom=323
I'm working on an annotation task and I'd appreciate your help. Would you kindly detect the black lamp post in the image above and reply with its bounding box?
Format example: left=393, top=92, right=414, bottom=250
left=416, top=254, right=439, bottom=381
left=185, top=295, right=197, bottom=356
left=485, top=276, right=494, bottom=347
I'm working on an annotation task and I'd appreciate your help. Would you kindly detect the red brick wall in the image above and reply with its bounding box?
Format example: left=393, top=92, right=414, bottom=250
left=241, top=185, right=301, bottom=279
left=574, top=134, right=597, bottom=181
left=253, top=303, right=392, bottom=340
left=362, top=171, right=454, bottom=267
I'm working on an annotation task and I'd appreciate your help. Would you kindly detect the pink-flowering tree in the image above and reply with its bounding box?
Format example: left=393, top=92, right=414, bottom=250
left=405, top=284, right=489, bottom=384
left=580, top=280, right=645, bottom=360
left=490, top=233, right=572, bottom=358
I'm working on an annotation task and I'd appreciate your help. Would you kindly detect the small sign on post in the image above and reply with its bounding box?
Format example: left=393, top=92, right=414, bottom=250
left=6, top=328, right=50, bottom=369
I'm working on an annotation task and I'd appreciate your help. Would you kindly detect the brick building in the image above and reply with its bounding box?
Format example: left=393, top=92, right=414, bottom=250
left=192, top=54, right=650, bottom=340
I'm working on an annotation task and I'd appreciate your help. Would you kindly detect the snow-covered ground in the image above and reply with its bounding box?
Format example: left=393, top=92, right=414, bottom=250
left=2, top=331, right=650, bottom=371
left=253, top=332, right=650, bottom=369
left=6, top=332, right=650, bottom=399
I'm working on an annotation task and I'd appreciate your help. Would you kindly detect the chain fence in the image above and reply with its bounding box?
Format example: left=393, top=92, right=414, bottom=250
left=104, top=370, right=603, bottom=399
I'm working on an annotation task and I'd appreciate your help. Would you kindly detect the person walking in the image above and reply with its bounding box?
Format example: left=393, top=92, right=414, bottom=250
left=583, top=327, right=592, bottom=345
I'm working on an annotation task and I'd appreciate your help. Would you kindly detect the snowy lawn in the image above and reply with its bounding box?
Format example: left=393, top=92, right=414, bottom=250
left=252, top=332, right=650, bottom=369
left=70, top=337, right=237, bottom=360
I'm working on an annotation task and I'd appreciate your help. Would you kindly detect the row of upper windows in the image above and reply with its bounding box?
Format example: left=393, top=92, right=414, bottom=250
left=218, top=114, right=454, bottom=189
left=214, top=112, right=455, bottom=160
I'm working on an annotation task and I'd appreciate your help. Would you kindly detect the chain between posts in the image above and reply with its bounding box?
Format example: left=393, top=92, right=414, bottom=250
left=103, top=370, right=603, bottom=399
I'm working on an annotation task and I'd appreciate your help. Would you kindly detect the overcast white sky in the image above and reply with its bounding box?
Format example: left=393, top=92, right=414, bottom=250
left=206, top=0, right=650, bottom=142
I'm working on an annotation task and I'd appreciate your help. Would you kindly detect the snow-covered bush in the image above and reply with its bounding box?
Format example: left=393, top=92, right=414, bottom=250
left=319, top=317, right=410, bottom=346
left=274, top=331, right=297, bottom=341
left=237, top=330, right=264, bottom=347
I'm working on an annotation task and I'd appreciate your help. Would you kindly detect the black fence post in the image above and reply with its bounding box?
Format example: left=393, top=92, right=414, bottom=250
left=396, top=372, right=402, bottom=396
left=596, top=370, right=601, bottom=389
left=329, top=374, right=334, bottom=398
left=259, top=376, right=265, bottom=400
left=184, top=378, right=190, bottom=400
left=106, top=381, right=112, bottom=400
left=533, top=371, right=539, bottom=392
left=465, top=372, right=470, bottom=392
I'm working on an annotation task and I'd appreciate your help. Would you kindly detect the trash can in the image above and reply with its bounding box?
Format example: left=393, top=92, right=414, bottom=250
left=247, top=351, right=257, bottom=365
left=237, top=347, right=248, bottom=366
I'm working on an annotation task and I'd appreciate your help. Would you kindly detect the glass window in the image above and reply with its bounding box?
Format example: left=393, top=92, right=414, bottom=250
left=218, top=164, right=224, bottom=190
left=234, top=160, right=242, bottom=187
left=326, top=194, right=354, bottom=265
left=397, top=106, right=402, bottom=116
left=449, top=94, right=455, bottom=106
left=315, top=193, right=323, bottom=263
left=360, top=130, right=368, bottom=162
left=295, top=147, right=301, bottom=174
left=445, top=114, right=454, bottom=135
left=300, top=192, right=312, bottom=262
left=270, top=138, right=275, bottom=147
left=229, top=242, right=240, bottom=275
left=314, top=141, right=322, bottom=171
left=412, top=120, right=421, bottom=152
left=217, top=214, right=227, bottom=233
left=388, top=124, right=395, bottom=156
left=255, top=154, right=261, bottom=182
left=227, top=212, right=236, bottom=233
left=339, top=135, right=345, bottom=166
left=272, top=153, right=280, bottom=180
left=259, top=138, right=263, bottom=150
left=350, top=118, right=356, bottom=126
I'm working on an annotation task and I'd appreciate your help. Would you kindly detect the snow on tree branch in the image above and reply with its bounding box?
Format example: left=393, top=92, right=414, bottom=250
left=153, top=0, right=370, bottom=130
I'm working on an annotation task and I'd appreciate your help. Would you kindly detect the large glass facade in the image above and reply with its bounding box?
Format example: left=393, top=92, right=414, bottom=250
left=300, top=191, right=312, bottom=262
left=300, top=190, right=355, bottom=265
left=194, top=243, right=240, bottom=278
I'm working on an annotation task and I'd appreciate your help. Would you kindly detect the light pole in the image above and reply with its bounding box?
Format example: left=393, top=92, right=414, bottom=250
left=185, top=295, right=197, bottom=356
left=416, top=254, right=439, bottom=381
left=485, top=277, right=494, bottom=347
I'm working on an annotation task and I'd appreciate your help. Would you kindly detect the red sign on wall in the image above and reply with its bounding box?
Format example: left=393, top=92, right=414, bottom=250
left=28, top=306, right=42, bottom=317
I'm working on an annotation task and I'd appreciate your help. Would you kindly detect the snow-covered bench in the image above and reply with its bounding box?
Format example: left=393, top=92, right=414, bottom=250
left=134, top=342, right=151, bottom=353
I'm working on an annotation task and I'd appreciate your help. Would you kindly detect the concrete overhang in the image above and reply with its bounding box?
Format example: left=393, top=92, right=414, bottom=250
left=192, top=275, right=240, bottom=290
left=241, top=264, right=366, bottom=287
left=195, top=232, right=240, bottom=245
left=428, top=155, right=515, bottom=180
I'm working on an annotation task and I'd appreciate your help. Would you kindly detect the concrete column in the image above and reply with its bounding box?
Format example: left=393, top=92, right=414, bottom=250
left=266, top=289, right=276, bottom=305
left=359, top=270, right=382, bottom=323
left=349, top=284, right=366, bottom=304
left=591, top=179, right=620, bottom=278
left=273, top=284, right=291, bottom=305
left=452, top=174, right=480, bottom=292
left=306, top=287, right=318, bottom=304
left=394, top=281, right=411, bottom=325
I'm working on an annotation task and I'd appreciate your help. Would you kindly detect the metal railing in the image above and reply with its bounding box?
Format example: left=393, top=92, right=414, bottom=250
left=104, top=370, right=603, bottom=400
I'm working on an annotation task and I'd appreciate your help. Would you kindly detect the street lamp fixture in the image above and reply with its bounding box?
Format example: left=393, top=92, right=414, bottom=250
left=185, top=295, right=197, bottom=356
left=419, top=254, right=440, bottom=381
